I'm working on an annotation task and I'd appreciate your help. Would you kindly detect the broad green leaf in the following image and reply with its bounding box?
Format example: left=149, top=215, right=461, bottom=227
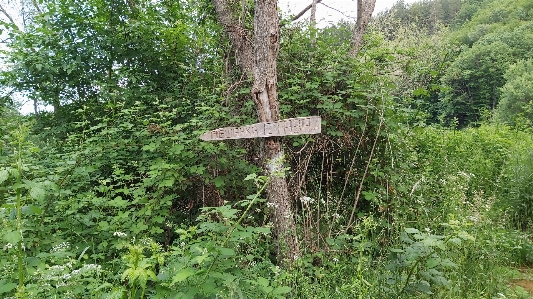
left=218, top=247, right=235, bottom=257
left=272, top=286, right=292, bottom=296
left=458, top=230, right=475, bottom=241
left=257, top=277, right=269, bottom=288
left=414, top=280, right=432, bottom=294
left=426, top=258, right=440, bottom=269
left=0, top=169, right=8, bottom=184
left=98, top=221, right=109, bottom=231
left=244, top=173, right=257, bottom=181
left=22, top=205, right=43, bottom=215
left=172, top=268, right=195, bottom=283
left=159, top=178, right=175, bottom=187
left=405, top=228, right=420, bottom=234
left=170, top=144, right=185, bottom=155
left=30, top=186, right=46, bottom=200
left=440, top=258, right=457, bottom=268
left=0, top=281, right=16, bottom=294
left=3, top=230, right=21, bottom=244
left=142, top=142, right=157, bottom=152
left=213, top=176, right=225, bottom=188
left=194, top=254, right=209, bottom=265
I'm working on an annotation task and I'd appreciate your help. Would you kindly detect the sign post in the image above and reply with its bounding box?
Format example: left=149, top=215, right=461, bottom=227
left=200, top=116, right=321, bottom=141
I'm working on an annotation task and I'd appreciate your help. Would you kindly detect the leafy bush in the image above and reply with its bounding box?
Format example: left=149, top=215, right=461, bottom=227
left=495, top=59, right=533, bottom=127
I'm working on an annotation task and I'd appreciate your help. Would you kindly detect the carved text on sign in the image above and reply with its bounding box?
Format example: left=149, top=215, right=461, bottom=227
left=200, top=116, right=321, bottom=141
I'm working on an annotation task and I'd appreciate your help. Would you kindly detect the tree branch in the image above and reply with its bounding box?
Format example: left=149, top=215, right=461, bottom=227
left=30, top=0, right=42, bottom=14
left=319, top=2, right=356, bottom=20
left=0, top=4, right=16, bottom=25
left=291, top=0, right=322, bottom=22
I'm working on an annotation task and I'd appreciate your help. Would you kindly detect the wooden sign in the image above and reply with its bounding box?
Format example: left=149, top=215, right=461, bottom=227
left=200, top=116, right=321, bottom=141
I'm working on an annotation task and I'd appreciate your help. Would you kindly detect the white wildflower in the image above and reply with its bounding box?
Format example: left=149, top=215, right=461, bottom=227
left=266, top=202, right=277, bottom=209
left=300, top=196, right=315, bottom=204
left=113, top=231, right=127, bottom=238
left=83, top=264, right=101, bottom=270
left=61, top=273, right=72, bottom=280
left=50, top=242, right=70, bottom=253
left=466, top=216, right=479, bottom=223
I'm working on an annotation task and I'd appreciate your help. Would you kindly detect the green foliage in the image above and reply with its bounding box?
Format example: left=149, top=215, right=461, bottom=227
left=453, top=0, right=533, bottom=45
left=497, top=133, right=533, bottom=229
left=1, top=0, right=194, bottom=111
left=384, top=224, right=472, bottom=297
left=441, top=41, right=512, bottom=126
left=439, top=20, right=533, bottom=127
left=378, top=0, right=533, bottom=128
left=376, top=0, right=463, bottom=34
left=495, top=59, right=533, bottom=126
left=120, top=240, right=161, bottom=299
left=149, top=175, right=289, bottom=298
left=276, top=22, right=398, bottom=251
left=2, top=1, right=533, bottom=298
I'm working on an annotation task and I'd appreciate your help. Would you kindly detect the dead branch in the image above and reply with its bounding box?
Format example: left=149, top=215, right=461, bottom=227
left=319, top=2, right=356, bottom=20
left=0, top=4, right=16, bottom=25
left=291, top=0, right=322, bottom=22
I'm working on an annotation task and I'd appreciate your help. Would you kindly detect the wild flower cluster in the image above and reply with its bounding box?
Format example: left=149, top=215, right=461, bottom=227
left=50, top=241, right=70, bottom=253
left=300, top=196, right=315, bottom=204
left=113, top=231, right=127, bottom=238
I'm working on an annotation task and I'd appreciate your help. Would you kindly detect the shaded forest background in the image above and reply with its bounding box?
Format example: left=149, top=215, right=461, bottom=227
left=1, top=0, right=533, bottom=298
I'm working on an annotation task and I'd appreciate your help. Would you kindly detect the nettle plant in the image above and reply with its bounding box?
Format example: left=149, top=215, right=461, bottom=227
left=383, top=220, right=475, bottom=297
left=151, top=173, right=292, bottom=299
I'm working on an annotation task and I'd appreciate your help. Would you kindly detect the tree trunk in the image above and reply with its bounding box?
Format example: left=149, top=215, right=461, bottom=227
left=350, top=0, right=377, bottom=57
left=213, top=0, right=300, bottom=264
left=252, top=0, right=300, bottom=264
left=310, top=0, right=319, bottom=45
left=310, top=0, right=319, bottom=28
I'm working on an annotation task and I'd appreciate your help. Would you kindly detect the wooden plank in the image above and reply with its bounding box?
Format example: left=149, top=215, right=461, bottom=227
left=200, top=116, right=321, bottom=141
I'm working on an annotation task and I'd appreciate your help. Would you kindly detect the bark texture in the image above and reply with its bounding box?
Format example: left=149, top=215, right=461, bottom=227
left=350, top=0, right=377, bottom=57
left=212, top=0, right=254, bottom=77
left=310, top=0, right=319, bottom=28
left=213, top=0, right=300, bottom=264
left=252, top=0, right=300, bottom=263
left=309, top=0, right=319, bottom=45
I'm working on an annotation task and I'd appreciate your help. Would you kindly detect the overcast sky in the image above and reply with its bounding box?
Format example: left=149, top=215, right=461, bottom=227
left=280, top=0, right=420, bottom=25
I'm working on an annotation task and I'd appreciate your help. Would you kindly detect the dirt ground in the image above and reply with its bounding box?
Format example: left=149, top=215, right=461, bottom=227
left=512, top=268, right=533, bottom=296
left=513, top=279, right=533, bottom=296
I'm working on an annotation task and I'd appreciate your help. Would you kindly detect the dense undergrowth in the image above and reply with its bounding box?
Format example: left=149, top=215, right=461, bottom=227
left=2, top=103, right=533, bottom=298
left=1, top=0, right=533, bottom=298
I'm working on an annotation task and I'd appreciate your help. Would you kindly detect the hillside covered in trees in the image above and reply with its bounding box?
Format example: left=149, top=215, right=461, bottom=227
left=1, top=0, right=533, bottom=298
